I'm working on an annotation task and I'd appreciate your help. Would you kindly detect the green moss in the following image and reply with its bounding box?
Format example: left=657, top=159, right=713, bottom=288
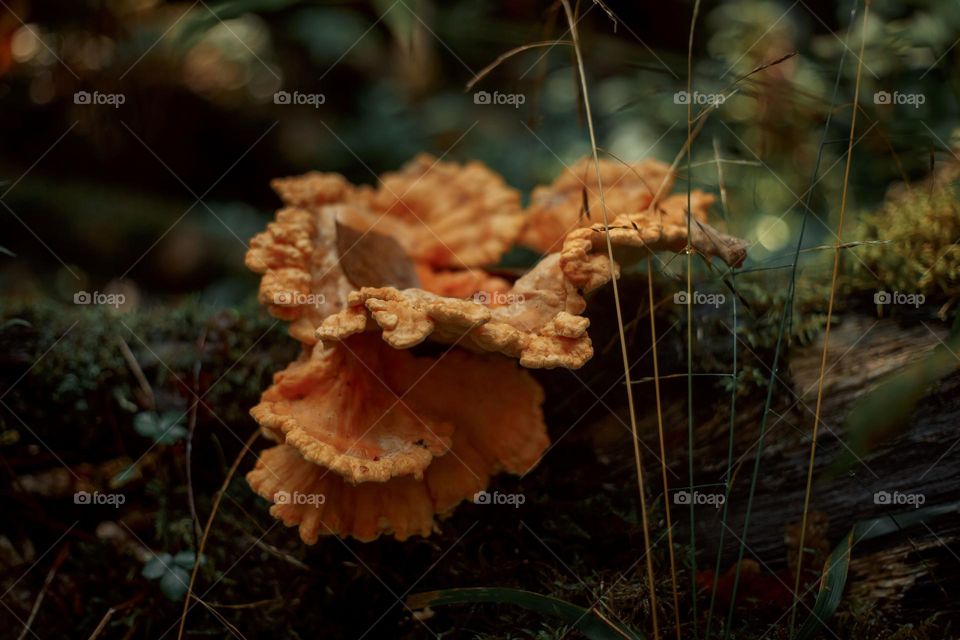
left=850, top=181, right=960, bottom=300
left=0, top=297, right=297, bottom=452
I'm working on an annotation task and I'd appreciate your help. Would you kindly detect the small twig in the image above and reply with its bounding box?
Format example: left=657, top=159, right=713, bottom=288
left=591, top=606, right=633, bottom=639
left=199, top=597, right=283, bottom=611
left=588, top=0, right=617, bottom=29
left=186, top=328, right=209, bottom=549
left=649, top=108, right=713, bottom=210
left=87, top=593, right=145, bottom=640
left=789, top=3, right=870, bottom=633
left=595, top=146, right=656, bottom=195
left=731, top=51, right=798, bottom=86
left=647, top=257, right=682, bottom=640
left=465, top=40, right=573, bottom=92
left=242, top=534, right=310, bottom=571
left=649, top=51, right=799, bottom=212
left=19, top=543, right=70, bottom=640
left=712, top=137, right=729, bottom=221
left=117, top=336, right=155, bottom=410
left=192, top=596, right=248, bottom=639
left=559, top=1, right=660, bottom=638
left=632, top=372, right=734, bottom=384
left=683, top=3, right=703, bottom=637
left=177, top=429, right=261, bottom=640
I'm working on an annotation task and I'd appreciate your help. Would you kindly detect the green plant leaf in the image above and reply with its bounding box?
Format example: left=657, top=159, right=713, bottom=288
left=142, top=554, right=172, bottom=580
left=133, top=411, right=188, bottom=444
left=407, top=587, right=645, bottom=640
left=1, top=318, right=30, bottom=330
left=109, top=464, right=138, bottom=489
left=160, top=567, right=191, bottom=601
left=795, top=501, right=959, bottom=640
left=177, top=0, right=302, bottom=45
left=831, top=314, right=960, bottom=473
left=173, top=550, right=199, bottom=569
left=371, top=0, right=415, bottom=51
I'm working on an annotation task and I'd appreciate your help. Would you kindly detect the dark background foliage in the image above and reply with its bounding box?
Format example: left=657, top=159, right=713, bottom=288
left=2, top=0, right=959, bottom=638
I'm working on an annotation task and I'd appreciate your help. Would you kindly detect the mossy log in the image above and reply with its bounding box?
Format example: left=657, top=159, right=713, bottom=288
left=675, top=312, right=960, bottom=619
left=1, top=293, right=957, bottom=630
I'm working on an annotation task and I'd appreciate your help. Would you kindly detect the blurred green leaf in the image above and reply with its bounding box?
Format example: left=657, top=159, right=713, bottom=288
left=173, top=550, right=199, bottom=568
left=142, top=552, right=202, bottom=601
left=112, top=388, right=139, bottom=414
left=1, top=318, right=30, bottom=330
left=109, top=464, right=138, bottom=489
left=288, top=8, right=383, bottom=65
left=177, top=0, right=302, bottom=45
left=160, top=567, right=191, bottom=601
left=372, top=0, right=416, bottom=50
left=134, top=411, right=188, bottom=445
left=796, top=501, right=960, bottom=640
left=832, top=313, right=960, bottom=473
left=141, top=554, right=172, bottom=580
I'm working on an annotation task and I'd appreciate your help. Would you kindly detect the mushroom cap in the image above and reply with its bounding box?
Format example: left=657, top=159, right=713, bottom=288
left=316, top=255, right=596, bottom=370
left=560, top=190, right=748, bottom=292
left=245, top=156, right=526, bottom=344
left=519, top=157, right=675, bottom=254
left=251, top=333, right=454, bottom=484
left=354, top=153, right=525, bottom=269
left=248, top=444, right=440, bottom=542
left=245, top=154, right=749, bottom=544
left=317, top=187, right=747, bottom=371
left=413, top=264, right=512, bottom=300
left=245, top=205, right=356, bottom=343
left=247, top=344, right=547, bottom=542
left=270, top=171, right=356, bottom=209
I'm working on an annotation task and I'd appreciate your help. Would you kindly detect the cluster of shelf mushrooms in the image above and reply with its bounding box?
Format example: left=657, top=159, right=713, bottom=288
left=244, top=154, right=747, bottom=543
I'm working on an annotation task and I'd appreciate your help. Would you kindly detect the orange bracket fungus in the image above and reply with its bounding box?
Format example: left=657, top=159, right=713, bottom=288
left=245, top=154, right=747, bottom=543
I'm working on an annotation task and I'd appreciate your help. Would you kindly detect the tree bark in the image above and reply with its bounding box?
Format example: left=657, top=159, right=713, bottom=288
left=681, top=312, right=960, bottom=616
